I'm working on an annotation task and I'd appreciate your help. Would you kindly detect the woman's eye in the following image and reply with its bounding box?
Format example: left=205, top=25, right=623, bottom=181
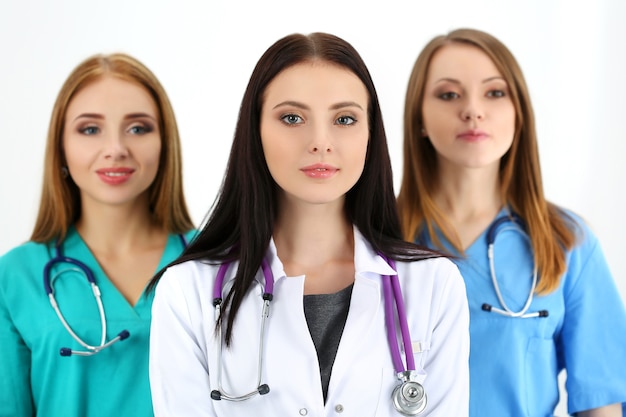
left=128, top=124, right=152, bottom=135
left=487, top=89, right=506, bottom=98
left=438, top=92, right=459, bottom=100
left=79, top=126, right=99, bottom=135
left=336, top=115, right=356, bottom=126
left=281, top=114, right=303, bottom=125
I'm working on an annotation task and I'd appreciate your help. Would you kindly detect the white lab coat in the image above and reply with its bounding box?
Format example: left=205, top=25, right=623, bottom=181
left=149, top=228, right=469, bottom=416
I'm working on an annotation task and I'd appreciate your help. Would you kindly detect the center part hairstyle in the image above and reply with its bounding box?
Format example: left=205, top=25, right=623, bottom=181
left=31, top=53, right=194, bottom=243
left=397, top=28, right=576, bottom=294
left=150, top=32, right=439, bottom=344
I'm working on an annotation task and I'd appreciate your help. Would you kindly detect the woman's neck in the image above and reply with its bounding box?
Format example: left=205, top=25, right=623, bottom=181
left=434, top=165, right=502, bottom=249
left=74, top=196, right=169, bottom=306
left=273, top=197, right=355, bottom=294
left=75, top=196, right=164, bottom=255
left=436, top=165, right=502, bottom=220
left=274, top=202, right=353, bottom=267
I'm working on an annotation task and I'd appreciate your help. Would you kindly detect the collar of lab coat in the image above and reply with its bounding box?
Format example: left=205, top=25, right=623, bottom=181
left=257, top=226, right=397, bottom=287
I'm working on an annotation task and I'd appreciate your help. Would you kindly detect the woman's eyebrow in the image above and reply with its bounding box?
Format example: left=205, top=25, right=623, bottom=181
left=272, top=100, right=364, bottom=111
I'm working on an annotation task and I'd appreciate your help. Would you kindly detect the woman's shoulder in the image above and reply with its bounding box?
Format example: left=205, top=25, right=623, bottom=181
left=0, top=240, right=51, bottom=289
left=406, top=253, right=459, bottom=269
left=394, top=256, right=468, bottom=322
left=553, top=207, right=613, bottom=284
left=164, top=229, right=199, bottom=248
left=157, top=257, right=221, bottom=291
left=0, top=240, right=50, bottom=267
left=552, top=206, right=601, bottom=248
left=165, top=257, right=214, bottom=271
left=179, top=229, right=200, bottom=242
left=396, top=255, right=465, bottom=291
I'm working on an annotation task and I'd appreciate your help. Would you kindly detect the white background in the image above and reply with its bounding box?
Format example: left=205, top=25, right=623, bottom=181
left=1, top=1, right=624, bottom=414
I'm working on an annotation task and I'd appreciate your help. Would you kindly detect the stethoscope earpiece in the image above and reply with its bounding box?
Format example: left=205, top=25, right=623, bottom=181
left=57, top=329, right=132, bottom=357
left=483, top=302, right=548, bottom=318
left=210, top=384, right=270, bottom=402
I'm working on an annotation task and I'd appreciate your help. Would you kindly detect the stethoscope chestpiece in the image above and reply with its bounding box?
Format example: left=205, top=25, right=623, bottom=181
left=392, top=371, right=427, bottom=416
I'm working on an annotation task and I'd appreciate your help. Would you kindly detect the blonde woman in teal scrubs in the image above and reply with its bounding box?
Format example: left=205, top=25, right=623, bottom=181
left=0, top=53, right=195, bottom=417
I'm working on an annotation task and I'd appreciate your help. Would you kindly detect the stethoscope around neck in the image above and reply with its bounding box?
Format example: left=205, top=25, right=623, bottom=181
left=44, top=234, right=187, bottom=357
left=481, top=214, right=549, bottom=319
left=209, top=255, right=427, bottom=416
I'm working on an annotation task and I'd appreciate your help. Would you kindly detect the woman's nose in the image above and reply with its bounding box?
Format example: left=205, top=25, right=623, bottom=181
left=460, top=98, right=484, bottom=121
left=308, top=125, right=332, bottom=154
left=309, top=143, right=332, bottom=153
left=104, top=133, right=129, bottom=160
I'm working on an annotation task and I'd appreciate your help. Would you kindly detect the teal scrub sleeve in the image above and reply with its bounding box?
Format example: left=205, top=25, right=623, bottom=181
left=0, top=257, right=35, bottom=417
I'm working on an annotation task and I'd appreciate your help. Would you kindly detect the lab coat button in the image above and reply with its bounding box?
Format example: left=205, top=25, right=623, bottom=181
left=299, top=408, right=308, bottom=416
left=334, top=404, right=344, bottom=413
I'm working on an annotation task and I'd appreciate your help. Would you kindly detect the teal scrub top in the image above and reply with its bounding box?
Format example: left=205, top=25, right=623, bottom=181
left=0, top=226, right=195, bottom=417
left=418, top=208, right=626, bottom=417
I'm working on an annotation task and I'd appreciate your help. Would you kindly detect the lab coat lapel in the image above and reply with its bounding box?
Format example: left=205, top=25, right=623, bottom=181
left=330, top=228, right=395, bottom=379
left=331, top=274, right=381, bottom=378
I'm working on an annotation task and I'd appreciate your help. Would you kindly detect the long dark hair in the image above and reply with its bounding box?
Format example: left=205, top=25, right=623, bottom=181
left=149, top=32, right=441, bottom=345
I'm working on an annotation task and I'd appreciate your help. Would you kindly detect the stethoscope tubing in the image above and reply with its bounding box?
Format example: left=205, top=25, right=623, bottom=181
left=483, top=214, right=548, bottom=319
left=44, top=247, right=115, bottom=355
left=44, top=235, right=187, bottom=357
left=380, top=255, right=416, bottom=373
left=44, top=255, right=96, bottom=294
left=47, top=279, right=107, bottom=350
left=212, top=259, right=274, bottom=300
left=487, top=241, right=537, bottom=317
left=211, top=259, right=273, bottom=401
left=211, top=254, right=426, bottom=415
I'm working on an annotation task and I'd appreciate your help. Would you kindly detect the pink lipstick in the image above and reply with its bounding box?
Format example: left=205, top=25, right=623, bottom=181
left=96, top=167, right=135, bottom=185
left=457, top=129, right=488, bottom=142
left=301, top=163, right=338, bottom=179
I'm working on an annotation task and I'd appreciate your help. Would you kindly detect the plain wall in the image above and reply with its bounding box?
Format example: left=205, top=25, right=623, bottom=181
left=1, top=1, right=624, bottom=415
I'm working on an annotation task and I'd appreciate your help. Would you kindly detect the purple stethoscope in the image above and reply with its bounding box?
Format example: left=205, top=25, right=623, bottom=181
left=209, top=255, right=427, bottom=416
left=43, top=234, right=187, bottom=357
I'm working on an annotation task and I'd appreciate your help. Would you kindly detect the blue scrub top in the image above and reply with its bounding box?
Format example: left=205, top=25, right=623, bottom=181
left=418, top=208, right=626, bottom=416
left=0, top=226, right=195, bottom=417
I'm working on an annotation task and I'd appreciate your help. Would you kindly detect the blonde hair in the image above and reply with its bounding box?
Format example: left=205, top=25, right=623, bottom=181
left=397, top=28, right=576, bottom=294
left=31, top=53, right=193, bottom=242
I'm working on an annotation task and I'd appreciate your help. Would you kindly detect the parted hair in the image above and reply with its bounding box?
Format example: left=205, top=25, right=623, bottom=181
left=149, top=32, right=441, bottom=345
left=31, top=53, right=193, bottom=243
left=397, top=28, right=577, bottom=294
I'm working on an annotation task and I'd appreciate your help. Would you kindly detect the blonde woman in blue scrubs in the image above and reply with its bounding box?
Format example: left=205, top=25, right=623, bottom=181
left=397, top=28, right=626, bottom=416
left=0, top=53, right=195, bottom=417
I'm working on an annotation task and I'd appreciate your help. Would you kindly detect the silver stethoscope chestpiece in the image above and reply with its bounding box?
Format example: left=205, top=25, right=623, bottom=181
left=392, top=372, right=427, bottom=416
